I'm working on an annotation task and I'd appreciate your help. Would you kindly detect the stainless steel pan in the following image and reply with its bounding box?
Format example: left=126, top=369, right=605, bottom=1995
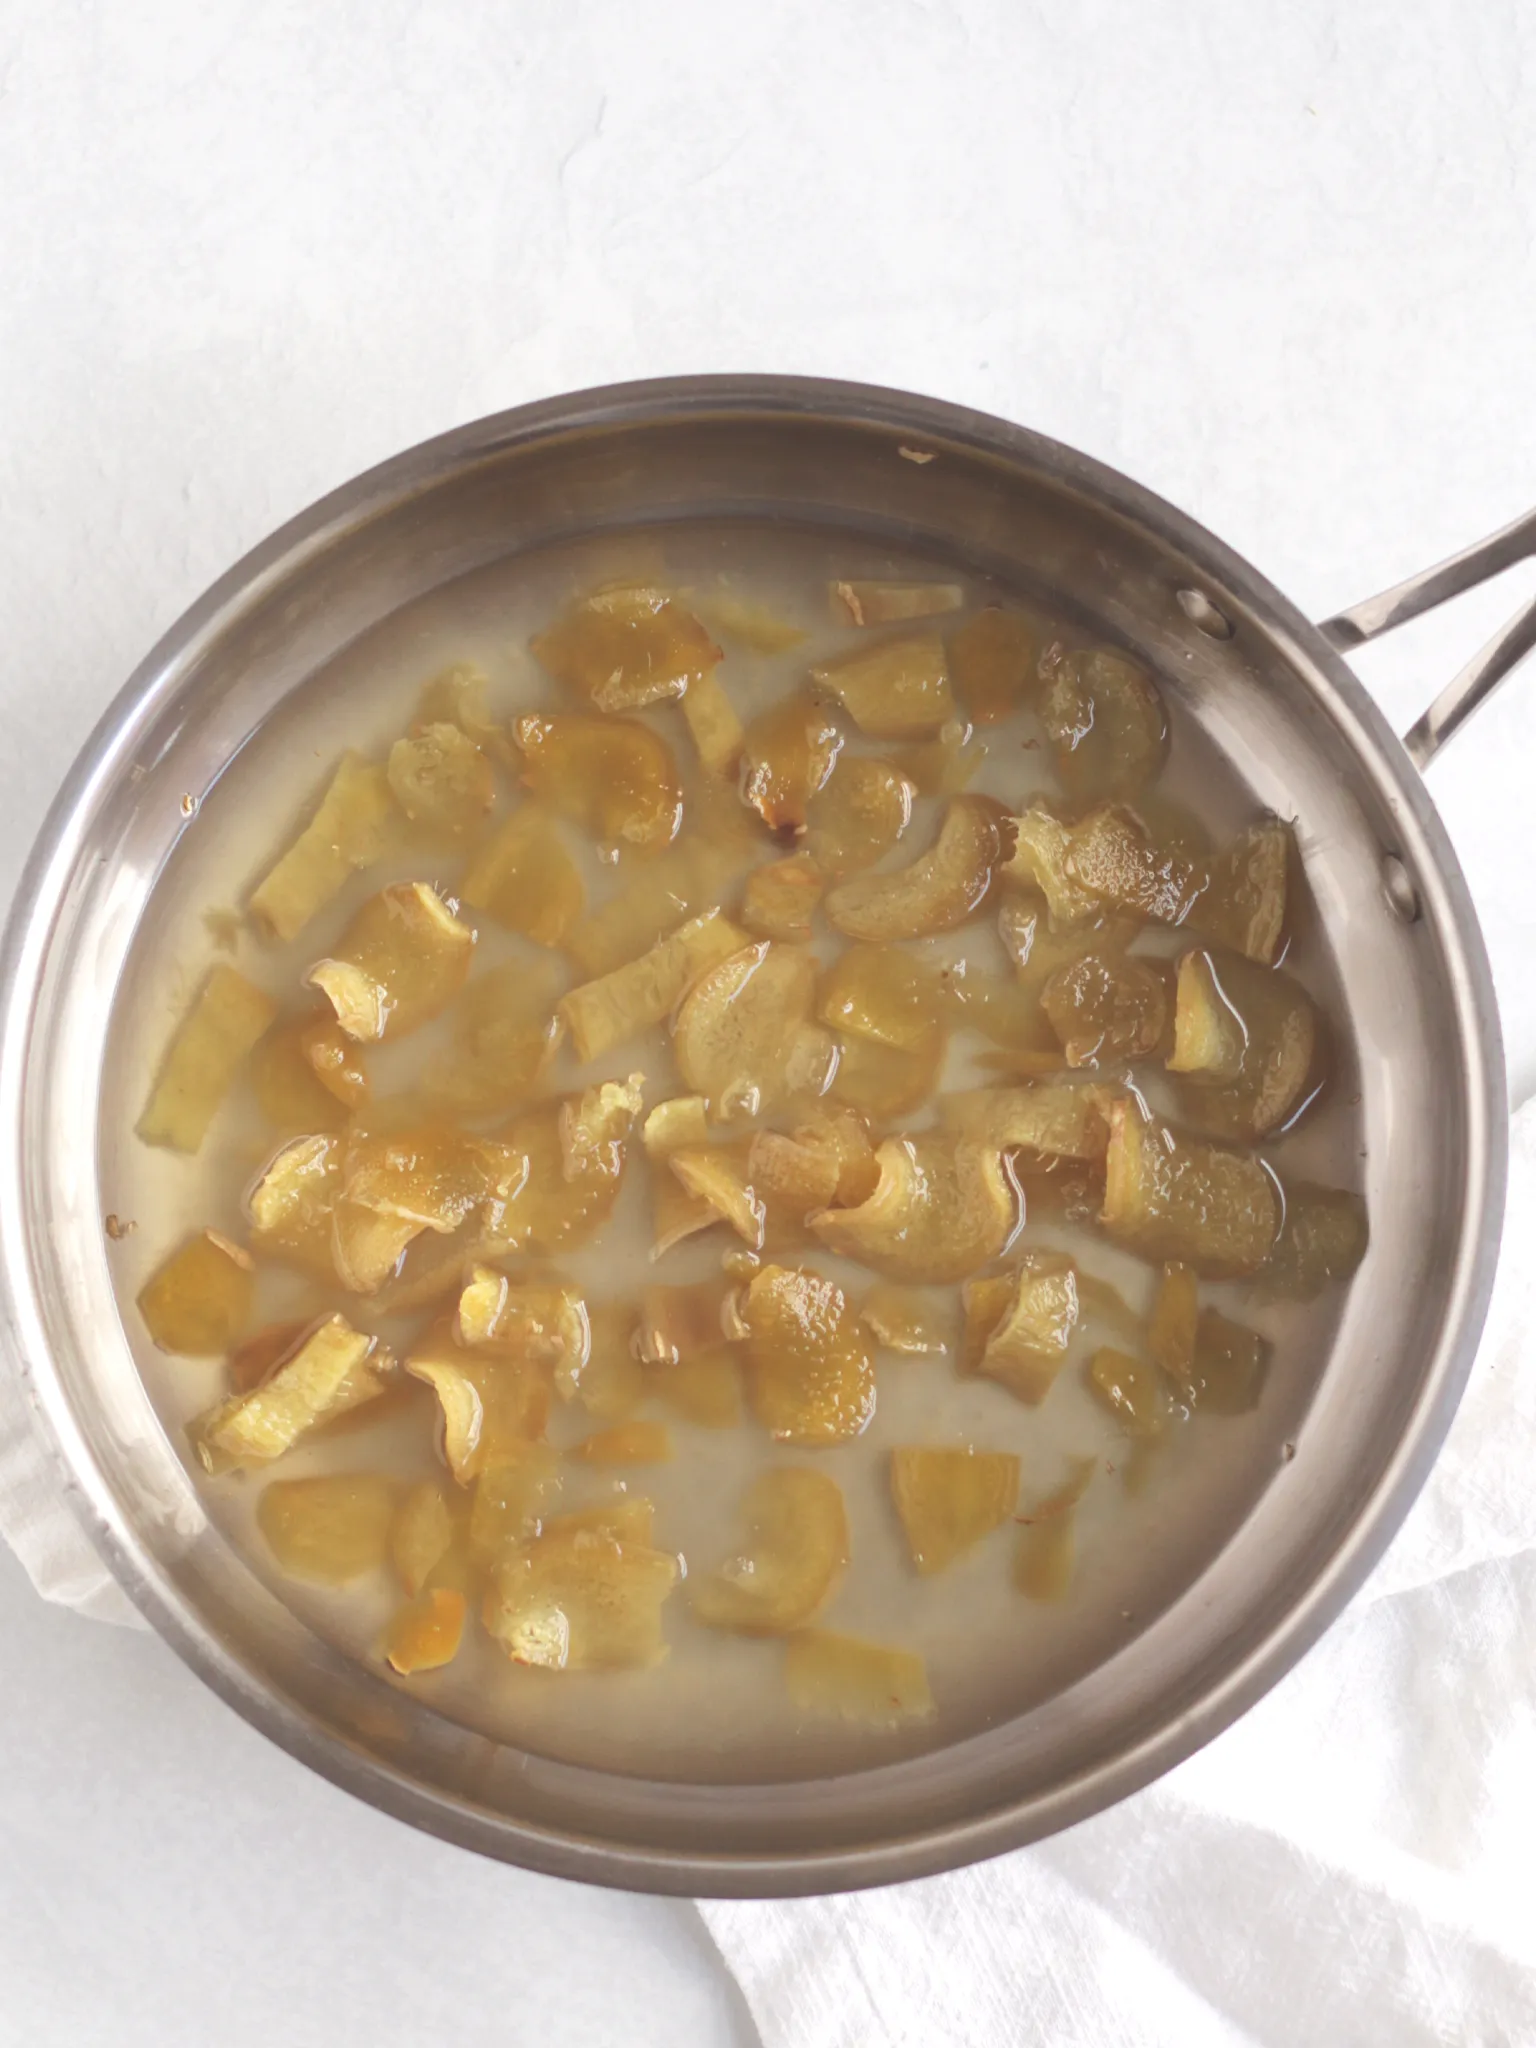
left=1, top=377, right=1528, bottom=1896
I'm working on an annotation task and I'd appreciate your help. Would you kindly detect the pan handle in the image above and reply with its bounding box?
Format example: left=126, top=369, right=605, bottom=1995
left=1319, top=504, right=1536, bottom=769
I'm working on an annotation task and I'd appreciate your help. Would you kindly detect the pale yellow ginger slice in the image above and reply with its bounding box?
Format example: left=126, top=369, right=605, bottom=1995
left=531, top=585, right=721, bottom=711
left=811, top=632, right=956, bottom=738
left=1015, top=1459, right=1096, bottom=1602
left=785, top=1628, right=934, bottom=1724
left=559, top=1074, right=646, bottom=1182
left=417, top=661, right=515, bottom=766
left=669, top=1144, right=766, bottom=1250
left=194, top=1314, right=393, bottom=1473
left=454, top=1265, right=591, bottom=1374
left=690, top=1468, right=849, bottom=1634
left=741, top=852, right=825, bottom=943
left=307, top=882, right=474, bottom=1041
left=389, top=1480, right=455, bottom=1595
left=458, top=806, right=584, bottom=947
left=890, top=1446, right=1019, bottom=1574
left=860, top=1284, right=949, bottom=1356
left=823, top=796, right=999, bottom=941
left=385, top=1587, right=468, bottom=1673
left=137, top=1229, right=254, bottom=1355
left=249, top=753, right=397, bottom=942
left=939, top=1083, right=1112, bottom=1161
left=680, top=669, right=745, bottom=776
left=641, top=1093, right=721, bottom=1256
left=810, top=1133, right=1020, bottom=1285
left=257, top=1474, right=400, bottom=1584
left=559, top=908, right=748, bottom=1063
left=977, top=1253, right=1079, bottom=1404
left=387, top=722, right=495, bottom=834
left=138, top=964, right=277, bottom=1153
left=483, top=1525, right=679, bottom=1669
left=831, top=581, right=964, bottom=627
left=673, top=941, right=819, bottom=1121
left=1100, top=1098, right=1279, bottom=1276
left=405, top=1318, right=551, bottom=1482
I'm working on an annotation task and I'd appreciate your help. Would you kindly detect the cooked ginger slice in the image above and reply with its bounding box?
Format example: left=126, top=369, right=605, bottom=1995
left=194, top=1314, right=392, bottom=1472
left=247, top=1132, right=344, bottom=1270
left=390, top=1480, right=455, bottom=1594
left=890, top=1447, right=1020, bottom=1574
left=829, top=1033, right=943, bottom=1121
left=785, top=1628, right=934, bottom=1724
left=1167, top=947, right=1317, bottom=1137
left=343, top=1125, right=527, bottom=1235
left=569, top=1420, right=673, bottom=1464
left=809, top=1133, right=1019, bottom=1285
left=1088, top=1346, right=1173, bottom=1437
left=744, top=1264, right=876, bottom=1444
left=811, top=631, right=955, bottom=738
left=423, top=959, right=562, bottom=1116
left=227, top=1318, right=310, bottom=1394
left=948, top=606, right=1043, bottom=723
left=804, top=755, right=915, bottom=877
left=387, top=722, right=496, bottom=835
left=860, top=1285, right=949, bottom=1356
left=1146, top=1262, right=1198, bottom=1378
left=248, top=753, right=397, bottom=943
left=331, top=1202, right=423, bottom=1294
left=466, top=1443, right=561, bottom=1560
left=693, top=588, right=806, bottom=653
left=483, top=1524, right=678, bottom=1670
left=691, top=1467, right=849, bottom=1634
left=137, top=1228, right=254, bottom=1355
left=514, top=711, right=682, bottom=851
left=817, top=944, right=943, bottom=1057
left=798, top=1109, right=881, bottom=1206
left=960, top=1273, right=1015, bottom=1374
left=1197, top=819, right=1292, bottom=965
left=543, top=1497, right=658, bottom=1544
left=646, top=1348, right=743, bottom=1427
left=1255, top=1181, right=1368, bottom=1301
left=559, top=908, right=747, bottom=1062
left=385, top=1587, right=467, bottom=1674
left=455, top=1267, right=590, bottom=1374
left=674, top=941, right=818, bottom=1120
left=636, top=1278, right=730, bottom=1364
left=299, top=1014, right=370, bottom=1108
left=668, top=1144, right=766, bottom=1250
left=1100, top=1098, right=1279, bottom=1275
left=1015, top=1458, right=1096, bottom=1602
left=939, top=1083, right=1112, bottom=1161
left=680, top=669, right=745, bottom=776
left=742, top=852, right=824, bottom=942
left=308, top=883, right=474, bottom=1042
left=1043, top=953, right=1168, bottom=1068
left=137, top=964, right=277, bottom=1153
left=832, top=580, right=964, bottom=627
left=1039, top=649, right=1168, bottom=800
left=559, top=1301, right=645, bottom=1416
left=640, top=1093, right=722, bottom=1257
left=251, top=1018, right=349, bottom=1133
left=416, top=661, right=515, bottom=766
left=1008, top=802, right=1205, bottom=931
left=1177, top=1309, right=1271, bottom=1414
left=977, top=1254, right=1079, bottom=1404
left=483, top=1076, right=641, bottom=1255
left=459, top=805, right=584, bottom=946
left=892, top=718, right=989, bottom=797
left=405, top=1321, right=551, bottom=1482
left=824, top=796, right=999, bottom=942
left=530, top=585, right=721, bottom=711
left=747, top=1130, right=841, bottom=1215
left=740, top=692, right=844, bottom=832
left=563, top=843, right=724, bottom=979
left=256, top=1473, right=400, bottom=1584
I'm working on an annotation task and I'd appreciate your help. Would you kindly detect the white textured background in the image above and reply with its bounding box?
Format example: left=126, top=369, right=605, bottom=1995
left=1, top=2, right=1533, bottom=2042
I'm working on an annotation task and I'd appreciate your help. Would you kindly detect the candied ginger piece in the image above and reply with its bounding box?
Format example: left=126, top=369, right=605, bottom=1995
left=811, top=632, right=956, bottom=738
left=785, top=1628, right=934, bottom=1725
left=388, top=722, right=495, bottom=834
left=568, top=1420, right=673, bottom=1464
left=744, top=1264, right=876, bottom=1444
left=467, top=1443, right=561, bottom=1561
left=483, top=1525, right=678, bottom=1670
left=960, top=1274, right=1015, bottom=1374
left=1100, top=1098, right=1279, bottom=1276
left=300, top=1014, right=370, bottom=1108
left=455, top=1266, right=591, bottom=1374
left=890, top=1447, right=1019, bottom=1574
left=248, top=753, right=397, bottom=943
left=1088, top=1345, right=1173, bottom=1437
left=485, top=1098, right=626, bottom=1255
left=563, top=844, right=714, bottom=979
left=257, top=1473, right=400, bottom=1584
left=1167, top=947, right=1317, bottom=1137
left=939, top=1083, right=1111, bottom=1161
left=247, top=1132, right=343, bottom=1271
left=805, top=755, right=915, bottom=877
left=515, top=711, right=682, bottom=850
left=742, top=852, right=824, bottom=942
left=668, top=1143, right=765, bottom=1250
left=561, top=1301, right=646, bottom=1417
left=680, top=668, right=745, bottom=777
left=405, top=1319, right=551, bottom=1483
left=227, top=1318, right=310, bottom=1394
left=832, top=581, right=964, bottom=627
left=1015, top=1458, right=1095, bottom=1602
left=1039, top=649, right=1168, bottom=800
left=817, top=944, right=942, bottom=1057
left=810, top=1133, right=1019, bottom=1285
left=674, top=941, right=818, bottom=1121
left=250, top=1018, right=349, bottom=1133
left=416, top=661, right=514, bottom=766
left=385, top=1587, right=467, bottom=1674
left=307, top=883, right=474, bottom=1041
left=1147, top=1261, right=1199, bottom=1378
left=194, top=1315, right=392, bottom=1472
left=1255, top=1182, right=1368, bottom=1302
left=1180, top=1309, right=1270, bottom=1414
left=343, top=1124, right=527, bottom=1234
left=422, top=959, right=562, bottom=1116
left=977, top=1253, right=1079, bottom=1404
left=330, top=1202, right=422, bottom=1294
left=691, top=1467, right=848, bottom=1634
left=646, top=1349, right=743, bottom=1427
left=740, top=692, right=843, bottom=833
left=137, top=964, right=277, bottom=1153
left=746, top=1129, right=841, bottom=1215
left=693, top=588, right=805, bottom=653
left=892, top=718, right=988, bottom=798
left=823, top=796, right=999, bottom=942
left=390, top=1480, right=455, bottom=1595
left=459, top=806, right=584, bottom=946
left=137, top=1228, right=254, bottom=1356
left=948, top=606, right=1043, bottom=723
left=636, top=1278, right=731, bottom=1365
left=559, top=908, right=747, bottom=1062
left=531, top=585, right=721, bottom=711
left=1043, top=952, right=1168, bottom=1068
left=560, top=1073, right=645, bottom=1181
left=860, top=1285, right=949, bottom=1356
left=829, top=1033, right=942, bottom=1121
left=1197, top=819, right=1292, bottom=966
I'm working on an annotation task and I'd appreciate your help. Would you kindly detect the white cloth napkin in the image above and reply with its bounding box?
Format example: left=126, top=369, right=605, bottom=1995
left=699, top=1096, right=1536, bottom=2046
left=4, top=1109, right=1534, bottom=2043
